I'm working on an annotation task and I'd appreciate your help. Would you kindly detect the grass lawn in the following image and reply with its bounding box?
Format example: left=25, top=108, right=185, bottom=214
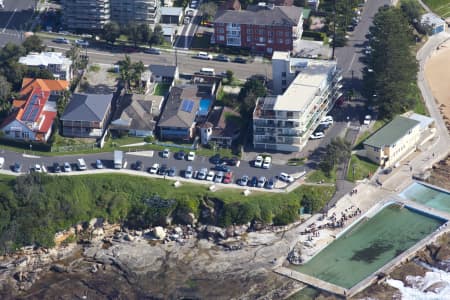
left=89, top=65, right=101, bottom=72
left=153, top=83, right=171, bottom=96
left=346, top=154, right=379, bottom=182
left=424, top=0, right=450, bottom=17
left=305, top=167, right=337, bottom=184
left=354, top=119, right=387, bottom=149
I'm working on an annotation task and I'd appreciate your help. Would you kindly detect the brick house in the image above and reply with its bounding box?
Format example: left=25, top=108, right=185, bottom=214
left=213, top=4, right=303, bottom=54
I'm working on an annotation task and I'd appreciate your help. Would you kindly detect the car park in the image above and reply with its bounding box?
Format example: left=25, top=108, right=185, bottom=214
left=310, top=132, right=325, bottom=140
left=144, top=48, right=161, bottom=54
left=262, top=156, right=271, bottom=169
left=363, top=115, right=372, bottom=125
left=250, top=176, right=258, bottom=187
left=195, top=52, right=212, bottom=60
left=13, top=162, right=22, bottom=173
left=176, top=151, right=185, bottom=160
left=265, top=177, right=275, bottom=189
left=149, top=163, right=159, bottom=174
left=197, top=168, right=208, bottom=180
left=257, top=176, right=266, bottom=188
left=215, top=163, right=230, bottom=172
left=158, top=164, right=168, bottom=175
left=254, top=155, right=263, bottom=168
left=239, top=175, right=249, bottom=186
left=187, top=151, right=196, bottom=161
left=185, top=166, right=193, bottom=178
left=279, top=172, right=294, bottom=183
left=206, top=171, right=215, bottom=181
left=95, top=159, right=103, bottom=169
left=214, top=54, right=230, bottom=62
left=223, top=172, right=233, bottom=184
left=168, top=167, right=177, bottom=177
left=233, top=57, right=247, bottom=64
left=53, top=162, right=62, bottom=173
left=162, top=148, right=170, bottom=158
left=63, top=162, right=72, bottom=172
left=77, top=158, right=87, bottom=170
left=75, top=39, right=89, bottom=47
left=214, top=171, right=224, bottom=183
left=133, top=160, right=143, bottom=171
left=210, top=154, right=221, bottom=164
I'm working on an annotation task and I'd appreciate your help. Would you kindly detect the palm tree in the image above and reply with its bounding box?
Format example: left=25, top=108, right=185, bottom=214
left=118, top=55, right=132, bottom=91
left=131, top=61, right=145, bottom=89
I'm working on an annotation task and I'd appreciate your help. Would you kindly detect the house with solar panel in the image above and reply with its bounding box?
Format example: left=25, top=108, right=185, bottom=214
left=157, top=84, right=216, bottom=140
left=60, top=93, right=113, bottom=138
left=1, top=78, right=69, bottom=143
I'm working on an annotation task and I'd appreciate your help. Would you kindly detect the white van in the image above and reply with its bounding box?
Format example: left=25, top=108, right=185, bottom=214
left=199, top=67, right=215, bottom=76
left=77, top=158, right=87, bottom=170
left=0, top=157, right=4, bottom=168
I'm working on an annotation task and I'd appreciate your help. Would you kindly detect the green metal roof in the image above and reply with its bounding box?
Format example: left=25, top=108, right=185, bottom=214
left=363, top=116, right=420, bottom=148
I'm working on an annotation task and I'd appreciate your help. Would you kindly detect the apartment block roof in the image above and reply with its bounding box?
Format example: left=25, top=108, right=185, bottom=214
left=19, top=52, right=71, bottom=67
left=61, top=93, right=113, bottom=122
left=363, top=116, right=420, bottom=148
left=215, top=5, right=302, bottom=26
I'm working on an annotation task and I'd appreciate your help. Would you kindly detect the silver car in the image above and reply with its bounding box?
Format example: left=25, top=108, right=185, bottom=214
left=257, top=176, right=266, bottom=188
left=214, top=171, right=224, bottom=183
left=197, top=168, right=208, bottom=180
left=185, top=166, right=193, bottom=179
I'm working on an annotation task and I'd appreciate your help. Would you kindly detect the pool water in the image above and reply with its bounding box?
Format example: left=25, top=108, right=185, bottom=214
left=400, top=182, right=450, bottom=213
left=199, top=98, right=212, bottom=116
left=290, top=204, right=443, bottom=289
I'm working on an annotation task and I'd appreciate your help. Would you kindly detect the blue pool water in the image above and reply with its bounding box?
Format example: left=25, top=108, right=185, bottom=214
left=400, top=182, right=450, bottom=213
left=199, top=99, right=211, bottom=116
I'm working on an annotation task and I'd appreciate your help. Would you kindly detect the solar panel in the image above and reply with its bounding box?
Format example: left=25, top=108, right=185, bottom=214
left=181, top=99, right=194, bottom=113
left=22, top=93, right=41, bottom=122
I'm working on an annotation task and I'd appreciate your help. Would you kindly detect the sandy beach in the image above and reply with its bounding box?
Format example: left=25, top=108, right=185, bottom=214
left=425, top=39, right=450, bottom=127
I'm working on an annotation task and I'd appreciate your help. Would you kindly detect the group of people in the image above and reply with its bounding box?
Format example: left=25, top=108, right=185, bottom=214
left=350, top=188, right=358, bottom=196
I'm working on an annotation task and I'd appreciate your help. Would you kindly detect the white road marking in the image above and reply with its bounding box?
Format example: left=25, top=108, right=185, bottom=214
left=347, top=53, right=357, bottom=72
left=2, top=8, right=17, bottom=33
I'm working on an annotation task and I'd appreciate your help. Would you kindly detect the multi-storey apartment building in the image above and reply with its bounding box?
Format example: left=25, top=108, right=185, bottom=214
left=110, top=0, right=160, bottom=25
left=213, top=3, right=303, bottom=54
left=253, top=51, right=342, bottom=152
left=62, top=0, right=110, bottom=30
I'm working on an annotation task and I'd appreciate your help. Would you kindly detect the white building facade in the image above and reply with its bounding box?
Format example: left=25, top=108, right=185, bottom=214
left=253, top=51, right=342, bottom=152
left=19, top=52, right=73, bottom=81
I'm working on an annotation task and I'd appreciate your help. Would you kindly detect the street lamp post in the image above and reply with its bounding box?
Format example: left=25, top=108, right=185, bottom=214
left=29, top=144, right=32, bottom=154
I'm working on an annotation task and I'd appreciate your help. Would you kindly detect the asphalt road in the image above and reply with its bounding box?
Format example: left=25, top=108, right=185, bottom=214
left=173, top=6, right=201, bottom=49
left=0, top=148, right=305, bottom=186
left=0, top=0, right=36, bottom=47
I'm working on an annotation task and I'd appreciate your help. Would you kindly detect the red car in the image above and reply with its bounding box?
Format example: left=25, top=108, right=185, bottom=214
left=223, top=172, right=233, bottom=184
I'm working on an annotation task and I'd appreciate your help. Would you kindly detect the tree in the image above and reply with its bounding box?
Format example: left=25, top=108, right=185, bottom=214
left=319, top=138, right=351, bottom=177
left=400, top=0, right=422, bottom=25
left=25, top=68, right=55, bottom=79
left=225, top=70, right=234, bottom=83
left=150, top=25, right=164, bottom=46
left=131, top=60, right=145, bottom=88
left=127, top=22, right=141, bottom=48
left=238, top=77, right=267, bottom=115
left=101, top=22, right=121, bottom=44
left=138, top=23, right=152, bottom=45
left=199, top=2, right=218, bottom=21
left=0, top=75, right=12, bottom=112
left=363, top=7, right=418, bottom=118
left=22, top=35, right=46, bottom=53
left=118, top=55, right=132, bottom=91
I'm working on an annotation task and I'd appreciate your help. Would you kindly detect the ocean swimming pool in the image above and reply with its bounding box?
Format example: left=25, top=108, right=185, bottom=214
left=400, top=182, right=450, bottom=213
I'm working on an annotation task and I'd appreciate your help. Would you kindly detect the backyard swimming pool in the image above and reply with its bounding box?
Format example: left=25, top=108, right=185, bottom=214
left=290, top=204, right=444, bottom=289
left=199, top=98, right=212, bottom=116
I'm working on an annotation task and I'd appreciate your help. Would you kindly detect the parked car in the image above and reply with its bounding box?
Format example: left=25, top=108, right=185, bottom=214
left=233, top=57, right=247, bottom=64
left=133, top=160, right=143, bottom=171
left=33, top=164, right=42, bottom=173
left=363, top=115, right=372, bottom=125
left=257, top=176, right=266, bottom=188
left=162, top=148, right=170, bottom=158
left=223, top=172, right=233, bottom=184
left=53, top=162, right=62, bottom=173
left=186, top=9, right=194, bottom=17
left=214, top=171, right=224, bottom=183
left=185, top=166, right=193, bottom=178
left=197, top=168, right=208, bottom=180
left=0, top=157, right=4, bottom=169
left=320, top=115, right=334, bottom=126
left=149, top=163, right=159, bottom=174
left=13, top=162, right=22, bottom=173
left=210, top=154, right=221, bottom=164
left=187, top=151, right=196, bottom=161
left=265, top=177, right=275, bottom=189
left=184, top=16, right=191, bottom=24
left=279, top=172, right=294, bottom=183
left=53, top=37, right=70, bottom=44
left=206, top=171, right=215, bottom=181
left=195, top=52, right=212, bottom=60
left=262, top=156, right=272, bottom=169
left=95, top=159, right=103, bottom=169
left=77, top=158, right=87, bottom=170
left=176, top=151, right=186, bottom=160
left=168, top=167, right=177, bottom=177
left=215, top=163, right=230, bottom=172
left=250, top=176, right=258, bottom=187
left=158, top=164, right=169, bottom=175
left=75, top=39, right=89, bottom=47
left=310, top=132, right=325, bottom=140
left=214, top=54, right=230, bottom=62
left=254, top=155, right=263, bottom=168
left=144, top=48, right=160, bottom=54
left=226, top=157, right=239, bottom=166
left=239, top=175, right=249, bottom=186
left=63, top=162, right=72, bottom=172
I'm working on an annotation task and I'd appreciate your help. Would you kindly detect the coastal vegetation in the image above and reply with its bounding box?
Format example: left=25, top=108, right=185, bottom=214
left=0, top=173, right=334, bottom=254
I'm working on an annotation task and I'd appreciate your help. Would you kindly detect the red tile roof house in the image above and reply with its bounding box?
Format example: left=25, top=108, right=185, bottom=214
left=213, top=3, right=303, bottom=54
left=1, top=78, right=69, bottom=143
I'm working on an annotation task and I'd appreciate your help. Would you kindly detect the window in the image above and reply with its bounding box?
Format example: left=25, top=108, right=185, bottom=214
left=268, top=31, right=273, bottom=37
left=282, top=80, right=287, bottom=85
left=285, top=31, right=291, bottom=37
left=282, top=72, right=286, bottom=77
left=247, top=28, right=252, bottom=34
left=277, top=31, right=283, bottom=36
left=218, top=28, right=224, bottom=33
left=268, top=39, right=273, bottom=44
left=218, top=35, right=225, bottom=41
left=287, top=112, right=293, bottom=118
left=247, top=35, right=252, bottom=42
left=259, top=36, right=265, bottom=43
left=285, top=39, right=290, bottom=44
left=278, top=38, right=283, bottom=44
left=258, top=29, right=265, bottom=35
